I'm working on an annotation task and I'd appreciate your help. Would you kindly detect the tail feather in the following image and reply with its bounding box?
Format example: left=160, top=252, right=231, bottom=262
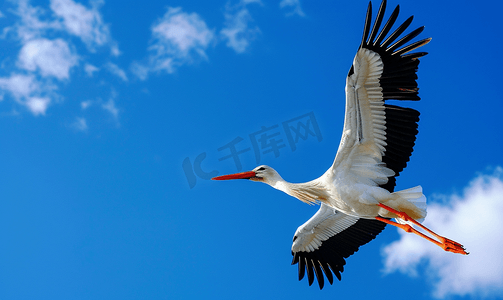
left=391, top=185, right=427, bottom=223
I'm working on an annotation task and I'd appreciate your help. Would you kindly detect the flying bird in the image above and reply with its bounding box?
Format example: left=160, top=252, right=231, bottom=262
left=212, top=0, right=468, bottom=289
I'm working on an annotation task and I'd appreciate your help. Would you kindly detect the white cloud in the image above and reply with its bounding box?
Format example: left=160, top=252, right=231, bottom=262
left=72, top=117, right=88, bottom=131
left=132, top=1, right=266, bottom=79
left=151, top=7, right=213, bottom=54
left=78, top=90, right=119, bottom=127
left=4, top=2, right=60, bottom=116
left=102, top=90, right=119, bottom=121
left=25, top=96, right=51, bottom=115
left=0, top=0, right=121, bottom=121
left=80, top=100, right=93, bottom=109
left=0, top=74, right=55, bottom=115
left=84, top=63, right=99, bottom=77
left=10, top=0, right=116, bottom=53
left=110, top=44, right=121, bottom=57
left=49, top=0, right=114, bottom=52
left=11, top=0, right=61, bottom=42
left=382, top=167, right=503, bottom=298
left=279, top=0, right=305, bottom=17
left=105, top=62, right=128, bottom=81
left=0, top=74, right=41, bottom=99
left=18, top=38, right=79, bottom=80
left=130, top=62, right=149, bottom=81
left=102, top=99, right=117, bottom=116
left=134, top=7, right=214, bottom=78
left=220, top=0, right=261, bottom=53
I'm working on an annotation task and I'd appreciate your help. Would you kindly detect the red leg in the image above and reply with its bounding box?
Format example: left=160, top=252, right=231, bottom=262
left=376, top=204, right=468, bottom=255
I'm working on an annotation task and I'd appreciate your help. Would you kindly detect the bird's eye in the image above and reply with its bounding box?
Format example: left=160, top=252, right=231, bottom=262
left=257, top=167, right=266, bottom=171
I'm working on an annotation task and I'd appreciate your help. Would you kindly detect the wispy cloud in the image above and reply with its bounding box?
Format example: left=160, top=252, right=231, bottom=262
left=10, top=0, right=60, bottom=42
left=0, top=0, right=120, bottom=119
left=72, top=116, right=88, bottom=131
left=80, top=100, right=93, bottom=109
left=382, top=167, right=503, bottom=298
left=0, top=74, right=41, bottom=100
left=2, top=0, right=305, bottom=121
left=102, top=98, right=119, bottom=123
left=130, top=62, right=149, bottom=81
left=132, top=0, right=304, bottom=78
left=279, top=0, right=305, bottom=17
left=76, top=89, right=120, bottom=128
left=1, top=1, right=74, bottom=116
left=84, top=63, right=99, bottom=77
left=220, top=0, right=261, bottom=53
left=133, top=7, right=214, bottom=79
left=49, top=0, right=117, bottom=54
left=102, top=89, right=120, bottom=123
left=106, top=62, right=128, bottom=82
left=0, top=73, right=54, bottom=115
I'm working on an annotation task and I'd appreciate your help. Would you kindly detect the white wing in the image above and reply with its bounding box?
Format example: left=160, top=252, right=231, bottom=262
left=332, top=0, right=431, bottom=193
left=291, top=203, right=386, bottom=289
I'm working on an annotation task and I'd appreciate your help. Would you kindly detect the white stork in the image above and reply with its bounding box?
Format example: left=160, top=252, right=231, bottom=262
left=212, top=0, right=468, bottom=289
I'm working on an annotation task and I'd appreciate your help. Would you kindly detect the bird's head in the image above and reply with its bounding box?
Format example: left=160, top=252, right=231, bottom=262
left=212, top=165, right=283, bottom=186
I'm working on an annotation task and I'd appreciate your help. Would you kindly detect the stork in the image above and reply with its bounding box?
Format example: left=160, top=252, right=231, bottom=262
left=212, top=0, right=468, bottom=289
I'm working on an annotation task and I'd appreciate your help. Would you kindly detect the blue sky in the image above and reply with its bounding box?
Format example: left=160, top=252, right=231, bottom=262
left=1, top=0, right=502, bottom=299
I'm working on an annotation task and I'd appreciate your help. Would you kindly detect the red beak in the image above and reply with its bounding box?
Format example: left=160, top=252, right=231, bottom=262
left=211, top=171, right=257, bottom=180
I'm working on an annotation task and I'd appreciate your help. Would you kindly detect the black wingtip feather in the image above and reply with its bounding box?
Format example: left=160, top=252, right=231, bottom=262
left=374, top=4, right=399, bottom=46
left=387, top=26, right=425, bottom=53
left=291, top=252, right=299, bottom=265
left=402, top=51, right=428, bottom=60
left=298, top=257, right=306, bottom=280
left=393, top=38, right=431, bottom=56
left=368, top=0, right=386, bottom=43
left=332, top=266, right=342, bottom=281
left=320, top=261, right=334, bottom=285
left=360, top=1, right=373, bottom=48
left=381, top=15, right=413, bottom=49
left=306, top=258, right=315, bottom=286
left=313, top=261, right=325, bottom=289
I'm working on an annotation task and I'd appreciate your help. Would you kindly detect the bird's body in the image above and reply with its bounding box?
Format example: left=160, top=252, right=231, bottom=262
left=213, top=0, right=467, bottom=289
left=252, top=164, right=425, bottom=221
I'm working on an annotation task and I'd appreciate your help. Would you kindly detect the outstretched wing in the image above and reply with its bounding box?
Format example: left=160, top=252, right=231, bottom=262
left=332, top=0, right=430, bottom=192
left=291, top=204, right=386, bottom=289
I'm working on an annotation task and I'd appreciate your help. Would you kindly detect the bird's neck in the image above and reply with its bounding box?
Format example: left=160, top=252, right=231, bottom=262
left=270, top=179, right=329, bottom=205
